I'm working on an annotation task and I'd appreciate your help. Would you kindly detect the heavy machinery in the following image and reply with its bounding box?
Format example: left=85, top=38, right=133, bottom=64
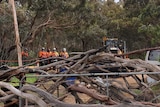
left=145, top=49, right=160, bottom=66
left=145, top=49, right=160, bottom=83
left=89, top=37, right=127, bottom=77
left=102, top=37, right=127, bottom=55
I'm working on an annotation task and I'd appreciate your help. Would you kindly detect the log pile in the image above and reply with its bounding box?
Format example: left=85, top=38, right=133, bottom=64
left=0, top=47, right=160, bottom=107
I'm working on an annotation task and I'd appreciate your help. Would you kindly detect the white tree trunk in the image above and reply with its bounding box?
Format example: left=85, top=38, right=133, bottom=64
left=9, top=0, right=22, bottom=66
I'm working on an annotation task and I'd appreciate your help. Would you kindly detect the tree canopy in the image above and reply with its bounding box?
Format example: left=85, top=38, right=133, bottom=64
left=0, top=0, right=160, bottom=65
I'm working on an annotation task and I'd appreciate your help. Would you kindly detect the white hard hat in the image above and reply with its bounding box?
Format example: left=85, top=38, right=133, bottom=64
left=110, top=47, right=118, bottom=50
left=53, top=48, right=56, bottom=51
left=42, top=47, right=45, bottom=50
left=63, top=48, right=66, bottom=52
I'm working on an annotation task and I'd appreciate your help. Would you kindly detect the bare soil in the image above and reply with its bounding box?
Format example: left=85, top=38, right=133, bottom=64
left=51, top=75, right=146, bottom=104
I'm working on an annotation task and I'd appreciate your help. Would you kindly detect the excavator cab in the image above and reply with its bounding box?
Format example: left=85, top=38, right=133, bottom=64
left=102, top=37, right=126, bottom=55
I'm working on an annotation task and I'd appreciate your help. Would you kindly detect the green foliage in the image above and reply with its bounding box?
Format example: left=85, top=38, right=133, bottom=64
left=138, top=0, right=160, bottom=47
left=1, top=0, right=160, bottom=63
left=151, top=82, right=160, bottom=90
left=10, top=74, right=38, bottom=86
left=133, top=89, right=142, bottom=95
left=10, top=76, right=20, bottom=86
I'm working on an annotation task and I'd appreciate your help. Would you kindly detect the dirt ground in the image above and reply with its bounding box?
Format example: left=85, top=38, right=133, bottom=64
left=34, top=69, right=148, bottom=104
left=51, top=75, right=147, bottom=104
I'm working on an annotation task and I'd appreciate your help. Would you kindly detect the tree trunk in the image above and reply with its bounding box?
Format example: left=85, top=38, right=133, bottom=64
left=9, top=0, right=22, bottom=66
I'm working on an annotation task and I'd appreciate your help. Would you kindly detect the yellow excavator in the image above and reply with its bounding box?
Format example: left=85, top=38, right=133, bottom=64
left=102, top=37, right=127, bottom=55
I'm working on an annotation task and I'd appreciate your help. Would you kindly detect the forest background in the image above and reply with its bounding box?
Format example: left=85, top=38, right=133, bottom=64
left=0, top=0, right=160, bottom=65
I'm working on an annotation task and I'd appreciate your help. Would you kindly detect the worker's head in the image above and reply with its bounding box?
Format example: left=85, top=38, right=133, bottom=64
left=53, top=48, right=56, bottom=51
left=42, top=47, right=45, bottom=51
left=24, top=48, right=28, bottom=52
left=63, top=48, right=66, bottom=52
left=47, top=48, right=51, bottom=52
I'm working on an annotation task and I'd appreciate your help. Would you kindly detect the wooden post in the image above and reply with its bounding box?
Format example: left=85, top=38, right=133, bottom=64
left=9, top=0, right=22, bottom=66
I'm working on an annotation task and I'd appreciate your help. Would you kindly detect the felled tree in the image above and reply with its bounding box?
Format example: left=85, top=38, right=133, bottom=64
left=0, top=47, right=160, bottom=107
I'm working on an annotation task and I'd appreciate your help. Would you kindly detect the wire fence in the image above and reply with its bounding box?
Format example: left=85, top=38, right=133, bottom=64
left=24, top=72, right=160, bottom=77
left=18, top=71, right=160, bottom=107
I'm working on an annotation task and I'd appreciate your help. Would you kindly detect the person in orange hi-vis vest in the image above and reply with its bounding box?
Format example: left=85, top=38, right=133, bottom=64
left=50, top=48, right=59, bottom=70
left=60, top=48, right=69, bottom=58
left=59, top=48, right=76, bottom=85
left=52, top=48, right=59, bottom=57
left=47, top=48, right=52, bottom=64
left=50, top=48, right=59, bottom=63
left=38, top=47, right=48, bottom=66
left=21, top=48, right=29, bottom=65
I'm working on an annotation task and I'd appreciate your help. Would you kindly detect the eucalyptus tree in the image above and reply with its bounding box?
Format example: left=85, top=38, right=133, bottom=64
left=138, top=0, right=160, bottom=47
left=0, top=0, right=107, bottom=65
left=118, top=0, right=160, bottom=51
left=2, top=0, right=159, bottom=65
left=25, top=0, right=107, bottom=51
left=0, top=1, right=27, bottom=65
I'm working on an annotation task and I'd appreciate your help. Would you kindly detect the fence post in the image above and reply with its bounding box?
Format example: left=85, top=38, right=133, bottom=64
left=19, top=76, right=26, bottom=107
left=106, top=75, right=109, bottom=96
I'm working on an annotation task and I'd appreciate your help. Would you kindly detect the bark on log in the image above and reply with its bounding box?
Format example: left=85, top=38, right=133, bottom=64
left=21, top=85, right=153, bottom=107
left=69, top=84, right=118, bottom=105
left=0, top=47, right=160, bottom=107
left=0, top=82, right=47, bottom=107
left=115, top=47, right=160, bottom=57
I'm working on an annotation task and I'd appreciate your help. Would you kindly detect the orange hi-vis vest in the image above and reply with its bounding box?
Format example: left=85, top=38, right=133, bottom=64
left=39, top=51, right=48, bottom=58
left=52, top=51, right=59, bottom=57
left=22, top=51, right=29, bottom=57
left=47, top=51, right=52, bottom=57
left=60, top=52, right=69, bottom=58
